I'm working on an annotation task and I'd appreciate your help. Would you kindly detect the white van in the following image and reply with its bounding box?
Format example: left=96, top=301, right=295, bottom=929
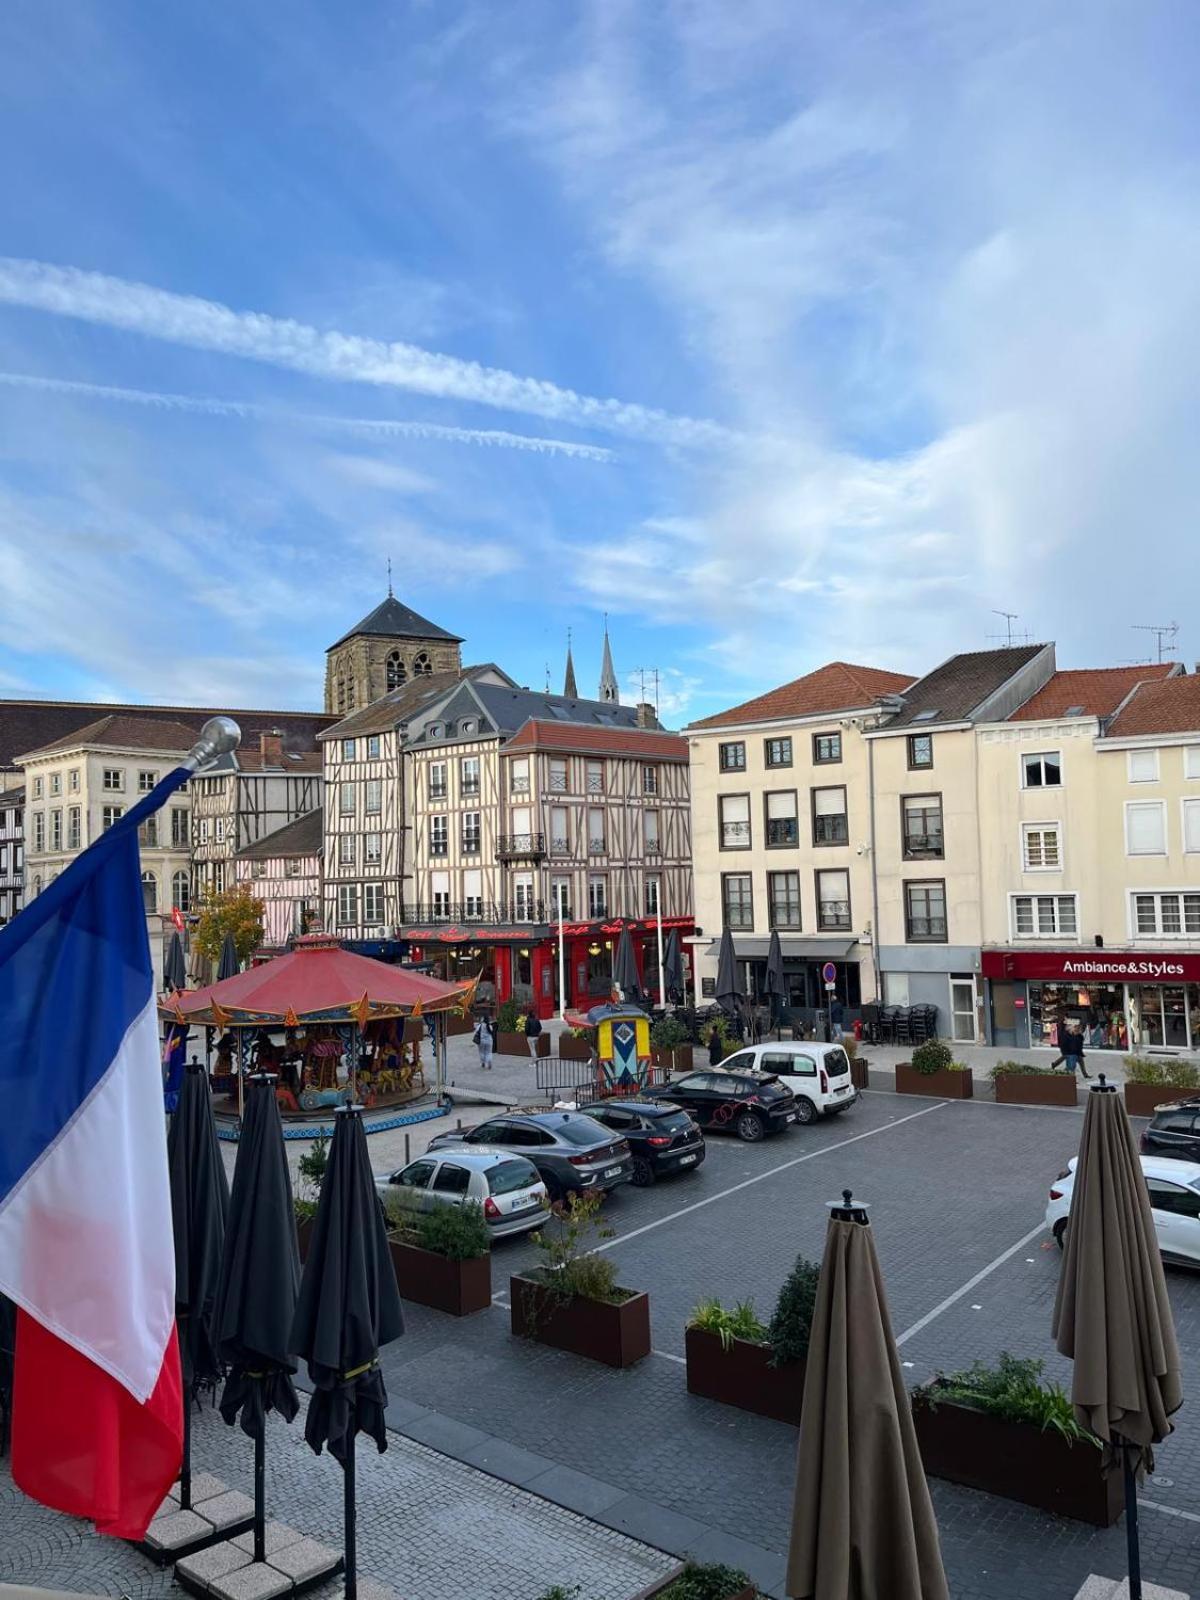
left=715, top=1042, right=858, bottom=1123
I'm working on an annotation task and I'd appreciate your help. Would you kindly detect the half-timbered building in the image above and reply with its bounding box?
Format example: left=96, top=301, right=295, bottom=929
left=0, top=782, right=25, bottom=926
left=190, top=731, right=322, bottom=904
left=235, top=808, right=323, bottom=949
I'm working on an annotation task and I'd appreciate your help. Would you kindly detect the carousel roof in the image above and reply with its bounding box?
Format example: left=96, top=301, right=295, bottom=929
left=163, top=935, right=468, bottom=1026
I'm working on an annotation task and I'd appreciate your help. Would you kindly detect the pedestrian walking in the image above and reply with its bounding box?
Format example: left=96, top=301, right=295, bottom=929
left=707, top=1026, right=724, bottom=1067
left=523, top=1008, right=543, bottom=1045
left=1051, top=1018, right=1090, bottom=1078
left=473, top=1015, right=495, bottom=1071
left=829, top=996, right=846, bottom=1036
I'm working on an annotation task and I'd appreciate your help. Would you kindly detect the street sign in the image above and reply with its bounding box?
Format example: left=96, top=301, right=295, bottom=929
left=825, top=982, right=836, bottom=994
left=821, top=962, right=837, bottom=984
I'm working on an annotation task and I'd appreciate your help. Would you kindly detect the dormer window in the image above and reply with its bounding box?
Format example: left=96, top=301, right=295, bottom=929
left=460, top=719, right=477, bottom=736
left=427, top=723, right=443, bottom=739
left=386, top=650, right=406, bottom=690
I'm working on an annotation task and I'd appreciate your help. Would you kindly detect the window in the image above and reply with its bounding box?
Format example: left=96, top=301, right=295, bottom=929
left=1022, top=751, right=1061, bottom=788
left=642, top=764, right=658, bottom=794
left=338, top=834, right=356, bottom=867
left=33, top=812, right=45, bottom=851
left=103, top=769, right=123, bottom=792
left=337, top=884, right=358, bottom=926
left=365, top=778, right=382, bottom=814
left=550, top=806, right=569, bottom=855
left=1184, top=799, right=1200, bottom=854
left=429, top=762, right=447, bottom=799
left=172, top=870, right=190, bottom=913
left=549, top=876, right=570, bottom=920
left=69, top=768, right=80, bottom=792
left=460, top=719, right=477, bottom=736
left=339, top=781, right=355, bottom=815
left=1132, top=892, right=1200, bottom=937
left=212, top=862, right=225, bottom=894
left=514, top=875, right=536, bottom=921
left=386, top=651, right=406, bottom=690
left=764, top=790, right=798, bottom=847
left=460, top=757, right=480, bottom=797
left=1146, top=1179, right=1200, bottom=1221
left=138, top=770, right=157, bottom=793
left=171, top=807, right=188, bottom=848
left=904, top=880, right=947, bottom=942
left=68, top=806, right=81, bottom=850
left=430, top=815, right=448, bottom=856
left=812, top=786, right=848, bottom=846
left=139, top=815, right=158, bottom=849
left=1126, top=801, right=1167, bottom=856
left=902, top=795, right=943, bottom=859
left=721, top=873, right=753, bottom=929
left=1128, top=749, right=1160, bottom=783
left=199, top=818, right=210, bottom=844
left=462, top=812, right=481, bottom=854
left=367, top=735, right=381, bottom=759
left=719, top=793, right=751, bottom=850
left=141, top=872, right=157, bottom=914
left=49, top=772, right=61, bottom=796
left=764, top=736, right=792, bottom=768
left=1022, top=823, right=1061, bottom=870
left=768, top=871, right=801, bottom=929
left=214, top=817, right=225, bottom=843
left=588, top=876, right=607, bottom=917
left=719, top=742, right=746, bottom=772
left=432, top=1162, right=471, bottom=1197
left=511, top=757, right=531, bottom=794
left=336, top=678, right=347, bottom=714
left=252, top=860, right=267, bottom=878
left=285, top=858, right=302, bottom=878
left=363, top=884, right=384, bottom=925
left=816, top=869, right=851, bottom=930
left=813, top=732, right=842, bottom=765
left=1011, top=894, right=1078, bottom=938
left=644, top=875, right=660, bottom=916
left=32, top=776, right=43, bottom=799
left=586, top=760, right=604, bottom=794
left=413, top=651, right=432, bottom=676
left=342, top=739, right=356, bottom=761
left=102, top=805, right=123, bottom=832
left=49, top=809, right=62, bottom=851
left=464, top=868, right=485, bottom=919
left=358, top=830, right=378, bottom=866
left=588, top=806, right=606, bottom=853
left=643, top=809, right=660, bottom=855
left=908, top=735, right=933, bottom=770
left=1186, top=747, right=1200, bottom=780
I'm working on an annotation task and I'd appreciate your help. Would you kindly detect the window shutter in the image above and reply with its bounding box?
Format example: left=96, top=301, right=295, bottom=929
left=1184, top=799, right=1200, bottom=854
left=767, top=791, right=797, bottom=819
left=813, top=787, right=843, bottom=816
left=721, top=794, right=750, bottom=825
left=1127, top=802, right=1165, bottom=854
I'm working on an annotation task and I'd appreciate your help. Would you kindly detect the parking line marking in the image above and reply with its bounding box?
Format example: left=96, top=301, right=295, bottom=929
left=895, top=1220, right=1048, bottom=1346
left=594, top=1102, right=947, bottom=1255
left=652, top=1350, right=687, bottom=1366
left=1140, top=1498, right=1200, bottom=1525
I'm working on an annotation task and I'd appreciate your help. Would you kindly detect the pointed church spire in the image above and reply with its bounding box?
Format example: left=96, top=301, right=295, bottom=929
left=387, top=556, right=394, bottom=599
left=599, top=615, right=619, bottom=704
left=564, top=627, right=578, bottom=699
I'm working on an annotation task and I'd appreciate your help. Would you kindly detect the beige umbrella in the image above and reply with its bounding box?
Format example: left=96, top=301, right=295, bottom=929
left=1052, top=1076, right=1183, bottom=1600
left=787, top=1191, right=948, bottom=1600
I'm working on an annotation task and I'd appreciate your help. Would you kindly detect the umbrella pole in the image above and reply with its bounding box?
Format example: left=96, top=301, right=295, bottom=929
left=178, top=1315, right=191, bottom=1511
left=343, top=1411, right=357, bottom=1600
left=1122, top=1438, right=1142, bottom=1600
left=253, top=1411, right=266, bottom=1564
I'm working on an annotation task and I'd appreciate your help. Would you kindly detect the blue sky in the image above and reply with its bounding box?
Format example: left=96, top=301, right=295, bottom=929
left=0, top=1, right=1197, bottom=722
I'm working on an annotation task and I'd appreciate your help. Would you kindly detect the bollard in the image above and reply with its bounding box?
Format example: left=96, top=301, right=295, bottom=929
left=456, top=1117, right=463, bottom=1131
left=404, top=1132, right=411, bottom=1165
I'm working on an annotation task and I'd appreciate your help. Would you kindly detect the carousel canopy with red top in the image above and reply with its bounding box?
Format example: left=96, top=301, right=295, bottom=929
left=160, top=934, right=469, bottom=1027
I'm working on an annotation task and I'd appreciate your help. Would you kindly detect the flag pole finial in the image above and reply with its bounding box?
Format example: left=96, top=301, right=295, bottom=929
left=184, top=716, right=241, bottom=772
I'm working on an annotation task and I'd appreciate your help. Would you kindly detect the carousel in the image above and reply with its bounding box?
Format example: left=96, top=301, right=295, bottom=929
left=161, top=934, right=473, bottom=1120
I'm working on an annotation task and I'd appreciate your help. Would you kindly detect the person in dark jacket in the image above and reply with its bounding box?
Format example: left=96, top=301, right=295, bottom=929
left=1051, top=1018, right=1090, bottom=1078
left=708, top=1026, right=725, bottom=1067
left=523, top=1008, right=543, bottom=1041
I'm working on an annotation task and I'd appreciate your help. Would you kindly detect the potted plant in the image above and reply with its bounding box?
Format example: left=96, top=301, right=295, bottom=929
left=989, top=1059, right=1078, bottom=1107
left=651, top=1016, right=694, bottom=1075
left=631, top=1562, right=756, bottom=1599
left=293, top=1133, right=328, bottom=1260
left=895, top=1040, right=973, bottom=1099
left=912, top=1353, right=1117, bottom=1525
left=385, top=1197, right=492, bottom=1316
left=842, top=1034, right=869, bottom=1090
left=684, top=1254, right=818, bottom=1424
left=511, top=1192, right=650, bottom=1367
left=1122, top=1054, right=1200, bottom=1118
left=560, top=1027, right=595, bottom=1063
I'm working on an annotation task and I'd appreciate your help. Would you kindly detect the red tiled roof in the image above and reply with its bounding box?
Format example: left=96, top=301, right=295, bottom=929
left=688, top=662, right=915, bottom=731
left=1105, top=675, right=1200, bottom=737
left=21, top=714, right=204, bottom=759
left=235, top=749, right=323, bottom=773
left=1009, top=664, right=1177, bottom=721
left=503, top=721, right=688, bottom=761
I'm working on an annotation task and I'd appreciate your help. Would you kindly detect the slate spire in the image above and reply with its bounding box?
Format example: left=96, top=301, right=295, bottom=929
left=599, top=616, right=619, bottom=704
left=564, top=628, right=578, bottom=699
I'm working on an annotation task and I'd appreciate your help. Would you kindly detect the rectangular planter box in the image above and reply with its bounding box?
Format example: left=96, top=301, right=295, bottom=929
left=1124, top=1081, right=1190, bottom=1118
left=495, top=1031, right=531, bottom=1057
left=296, top=1215, right=313, bottom=1262
left=913, top=1396, right=1120, bottom=1526
left=651, top=1046, right=695, bottom=1074
left=850, top=1058, right=869, bottom=1091
left=684, top=1326, right=804, bottom=1425
left=994, top=1072, right=1078, bottom=1107
left=560, top=1036, right=594, bottom=1062
left=895, top=1063, right=973, bottom=1099
left=510, top=1274, right=651, bottom=1367
left=446, top=1014, right=474, bottom=1036
left=388, top=1237, right=491, bottom=1315
left=630, top=1569, right=756, bottom=1600
left=536, top=1032, right=551, bottom=1058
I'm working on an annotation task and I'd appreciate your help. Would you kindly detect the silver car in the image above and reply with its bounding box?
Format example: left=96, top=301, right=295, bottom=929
left=375, top=1147, right=549, bottom=1240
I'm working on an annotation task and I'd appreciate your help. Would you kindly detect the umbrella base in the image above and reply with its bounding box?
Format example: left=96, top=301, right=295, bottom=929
left=175, top=1522, right=344, bottom=1599
left=1073, top=1579, right=1189, bottom=1599
left=136, top=1474, right=256, bottom=1565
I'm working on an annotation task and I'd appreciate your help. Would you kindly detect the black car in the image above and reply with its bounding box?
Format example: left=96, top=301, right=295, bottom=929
left=428, top=1110, right=633, bottom=1200
left=648, top=1070, right=797, bottom=1143
left=1140, top=1097, right=1200, bottom=1162
left=577, top=1100, right=706, bottom=1186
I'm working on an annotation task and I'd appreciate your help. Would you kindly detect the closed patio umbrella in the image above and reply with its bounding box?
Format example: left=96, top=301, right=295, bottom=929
left=764, top=930, right=787, bottom=1035
left=1052, top=1077, right=1183, bottom=1600
left=714, top=925, right=744, bottom=1020
left=218, top=932, right=240, bottom=982
left=788, top=1190, right=948, bottom=1600
left=291, top=1103, right=404, bottom=1600
left=663, top=929, right=685, bottom=1004
left=613, top=924, right=644, bottom=1003
left=163, top=931, right=187, bottom=993
left=168, top=1059, right=230, bottom=1510
left=213, top=1074, right=301, bottom=1562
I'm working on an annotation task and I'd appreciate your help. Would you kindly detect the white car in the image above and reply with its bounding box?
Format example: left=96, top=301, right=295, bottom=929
left=376, top=1148, right=549, bottom=1240
left=1046, top=1155, right=1200, bottom=1266
left=716, top=1042, right=858, bottom=1124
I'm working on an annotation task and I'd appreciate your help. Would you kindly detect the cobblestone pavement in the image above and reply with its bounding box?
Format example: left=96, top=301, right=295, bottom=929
left=0, top=1390, right=675, bottom=1600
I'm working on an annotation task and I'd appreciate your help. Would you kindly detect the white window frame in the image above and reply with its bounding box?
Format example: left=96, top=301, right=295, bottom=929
left=429, top=762, right=448, bottom=800
left=1021, top=750, right=1062, bottom=789
left=461, top=812, right=481, bottom=854
left=338, top=834, right=356, bottom=867
left=1182, top=798, right=1200, bottom=855
left=362, top=883, right=384, bottom=925
left=49, top=772, right=61, bottom=796
left=460, top=756, right=481, bottom=796
left=365, top=831, right=382, bottom=864
left=1021, top=821, right=1062, bottom=872
left=32, top=776, right=43, bottom=799
left=1009, top=892, right=1079, bottom=940
left=1125, top=799, right=1167, bottom=857
left=138, top=769, right=158, bottom=793
left=69, top=768, right=80, bottom=792
left=102, top=769, right=123, bottom=792
left=1127, top=748, right=1160, bottom=784
left=511, top=757, right=531, bottom=794
left=339, top=781, right=355, bottom=816
left=101, top=804, right=123, bottom=833
left=337, top=884, right=358, bottom=926
left=1129, top=889, right=1200, bottom=939
left=430, top=815, right=449, bottom=856
left=365, top=778, right=383, bottom=815
left=1185, top=746, right=1200, bottom=781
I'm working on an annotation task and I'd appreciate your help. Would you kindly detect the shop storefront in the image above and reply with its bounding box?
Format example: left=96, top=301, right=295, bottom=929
left=982, top=950, right=1200, bottom=1053
left=555, top=916, right=694, bottom=1016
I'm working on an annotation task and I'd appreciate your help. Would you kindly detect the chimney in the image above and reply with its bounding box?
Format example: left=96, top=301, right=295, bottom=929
left=635, top=702, right=658, bottom=729
left=259, top=729, right=284, bottom=765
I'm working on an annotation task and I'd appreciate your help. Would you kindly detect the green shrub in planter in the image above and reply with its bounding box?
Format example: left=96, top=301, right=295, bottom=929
left=496, top=997, right=522, bottom=1035
left=688, top=1297, right=768, bottom=1350
left=914, top=1352, right=1096, bottom=1445
left=767, top=1253, right=821, bottom=1366
left=385, top=1196, right=491, bottom=1259
left=989, top=1059, right=1056, bottom=1080
left=659, top=1562, right=753, bottom=1599
left=651, top=1015, right=691, bottom=1052
left=1124, top=1055, right=1200, bottom=1089
left=910, top=1039, right=954, bottom=1075
left=294, top=1197, right=317, bottom=1224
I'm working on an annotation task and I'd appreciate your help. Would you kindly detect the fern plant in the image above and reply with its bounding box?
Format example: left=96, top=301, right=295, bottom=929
left=915, top=1352, right=1097, bottom=1445
left=689, top=1298, right=769, bottom=1351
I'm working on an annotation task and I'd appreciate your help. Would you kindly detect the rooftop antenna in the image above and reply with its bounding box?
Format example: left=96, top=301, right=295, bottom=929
left=633, top=667, right=661, bottom=717
left=387, top=557, right=393, bottom=599
left=987, top=609, right=1032, bottom=647
left=1131, top=622, right=1179, bottom=664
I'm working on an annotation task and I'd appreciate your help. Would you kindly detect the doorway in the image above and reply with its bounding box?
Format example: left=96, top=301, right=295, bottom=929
left=950, top=975, right=977, bottom=1044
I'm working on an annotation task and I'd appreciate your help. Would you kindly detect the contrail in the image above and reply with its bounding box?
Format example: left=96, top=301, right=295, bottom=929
left=0, top=370, right=616, bottom=461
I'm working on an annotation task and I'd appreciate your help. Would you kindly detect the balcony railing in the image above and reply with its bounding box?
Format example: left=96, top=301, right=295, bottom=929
left=496, top=833, right=546, bottom=860
left=510, top=776, right=531, bottom=794
left=644, top=839, right=661, bottom=855
left=404, top=899, right=548, bottom=925
left=549, top=835, right=572, bottom=856
left=588, top=837, right=607, bottom=855
left=902, top=834, right=945, bottom=860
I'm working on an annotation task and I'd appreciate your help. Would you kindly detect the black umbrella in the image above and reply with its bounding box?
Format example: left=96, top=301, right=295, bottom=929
left=218, top=932, right=240, bottom=982
left=714, top=925, right=744, bottom=1016
left=213, top=1074, right=301, bottom=1561
left=613, top=924, right=644, bottom=1003
left=291, top=1104, right=404, bottom=1600
left=663, top=929, right=685, bottom=1004
left=163, top=930, right=187, bottom=993
left=764, top=929, right=787, bottom=1035
left=168, top=1060, right=230, bottom=1510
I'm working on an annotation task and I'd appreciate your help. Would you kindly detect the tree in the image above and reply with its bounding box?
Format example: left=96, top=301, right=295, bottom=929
left=194, top=883, right=265, bottom=966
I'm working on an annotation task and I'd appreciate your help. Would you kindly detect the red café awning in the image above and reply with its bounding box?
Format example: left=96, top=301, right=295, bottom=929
left=163, top=934, right=468, bottom=1027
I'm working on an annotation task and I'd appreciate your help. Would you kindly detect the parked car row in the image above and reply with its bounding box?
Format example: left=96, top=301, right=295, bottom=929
left=1046, top=1153, right=1200, bottom=1267
left=374, top=1041, right=860, bottom=1240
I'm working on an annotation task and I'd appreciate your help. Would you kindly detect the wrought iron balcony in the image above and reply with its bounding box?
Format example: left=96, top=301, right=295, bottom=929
left=404, top=899, right=547, bottom=926
left=496, top=832, right=546, bottom=861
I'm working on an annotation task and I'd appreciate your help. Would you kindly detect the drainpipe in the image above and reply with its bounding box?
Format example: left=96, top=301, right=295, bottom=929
left=867, top=735, right=881, bottom=1006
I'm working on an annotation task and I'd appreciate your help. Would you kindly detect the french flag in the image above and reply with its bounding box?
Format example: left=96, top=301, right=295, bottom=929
left=0, top=770, right=189, bottom=1539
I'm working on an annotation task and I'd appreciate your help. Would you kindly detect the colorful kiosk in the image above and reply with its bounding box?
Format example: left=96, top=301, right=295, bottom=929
left=564, top=1002, right=653, bottom=1096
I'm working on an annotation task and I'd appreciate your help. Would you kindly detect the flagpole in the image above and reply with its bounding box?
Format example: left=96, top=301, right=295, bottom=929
left=557, top=885, right=567, bottom=1021
left=656, top=900, right=665, bottom=1009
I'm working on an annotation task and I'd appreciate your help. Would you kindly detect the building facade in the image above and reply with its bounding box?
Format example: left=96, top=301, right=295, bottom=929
left=323, top=594, right=463, bottom=716
left=190, top=731, right=322, bottom=905
left=0, top=783, right=24, bottom=925
left=235, top=808, right=323, bottom=948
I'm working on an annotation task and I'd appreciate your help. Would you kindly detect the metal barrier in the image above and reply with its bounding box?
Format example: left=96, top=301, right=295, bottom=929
left=534, top=1056, right=675, bottom=1103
